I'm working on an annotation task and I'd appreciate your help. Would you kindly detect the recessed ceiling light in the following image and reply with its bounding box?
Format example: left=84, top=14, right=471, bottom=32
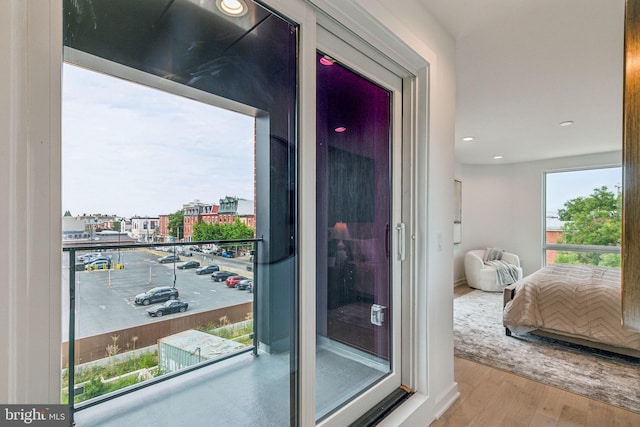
left=462, top=136, right=475, bottom=142
left=334, top=126, right=346, bottom=133
left=493, top=155, right=503, bottom=160
left=217, top=0, right=248, bottom=17
left=559, top=121, right=574, bottom=127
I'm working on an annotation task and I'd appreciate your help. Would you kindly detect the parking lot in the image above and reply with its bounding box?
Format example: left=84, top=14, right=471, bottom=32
left=62, top=248, right=254, bottom=339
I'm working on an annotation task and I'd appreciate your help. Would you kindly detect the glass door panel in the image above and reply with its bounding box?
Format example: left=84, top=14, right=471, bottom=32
left=62, top=1, right=298, bottom=425
left=316, top=49, right=402, bottom=421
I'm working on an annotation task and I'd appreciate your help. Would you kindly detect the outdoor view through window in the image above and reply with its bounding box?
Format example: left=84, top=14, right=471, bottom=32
left=545, top=166, right=622, bottom=266
left=61, top=63, right=257, bottom=405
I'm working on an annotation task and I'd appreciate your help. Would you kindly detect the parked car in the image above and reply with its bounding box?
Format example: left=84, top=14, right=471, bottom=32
left=77, top=252, right=101, bottom=262
left=146, top=300, right=188, bottom=317
left=134, top=286, right=179, bottom=305
left=83, top=254, right=108, bottom=265
left=211, top=271, right=235, bottom=282
left=226, top=275, right=247, bottom=288
left=196, top=265, right=220, bottom=275
left=158, top=254, right=180, bottom=264
left=86, top=258, right=111, bottom=270
left=236, top=279, right=253, bottom=290
left=221, top=251, right=234, bottom=258
left=178, top=249, right=193, bottom=257
left=177, top=260, right=200, bottom=270
left=83, top=255, right=108, bottom=264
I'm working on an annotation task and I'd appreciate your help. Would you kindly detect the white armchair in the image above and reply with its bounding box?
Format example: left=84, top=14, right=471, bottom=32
left=464, top=249, right=523, bottom=292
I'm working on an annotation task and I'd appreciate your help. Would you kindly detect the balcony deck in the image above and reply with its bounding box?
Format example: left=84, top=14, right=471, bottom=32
left=73, top=342, right=385, bottom=426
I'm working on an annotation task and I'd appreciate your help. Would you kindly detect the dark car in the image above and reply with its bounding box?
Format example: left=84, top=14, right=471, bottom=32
left=226, top=275, right=247, bottom=288
left=236, top=279, right=253, bottom=290
left=177, top=260, right=200, bottom=270
left=178, top=249, right=193, bottom=257
left=211, top=271, right=235, bottom=282
left=196, top=265, right=220, bottom=275
left=134, top=286, right=179, bottom=305
left=146, top=300, right=188, bottom=317
left=158, top=254, right=180, bottom=264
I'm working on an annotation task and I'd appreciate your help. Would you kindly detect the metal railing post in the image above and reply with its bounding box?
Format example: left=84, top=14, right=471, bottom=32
left=68, top=249, right=76, bottom=426
left=252, top=240, right=259, bottom=356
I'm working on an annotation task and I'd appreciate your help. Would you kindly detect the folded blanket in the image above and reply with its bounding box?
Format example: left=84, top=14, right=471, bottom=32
left=484, top=259, right=520, bottom=286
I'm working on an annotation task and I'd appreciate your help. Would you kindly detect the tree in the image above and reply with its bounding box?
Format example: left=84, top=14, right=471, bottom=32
left=192, top=219, right=254, bottom=252
left=168, top=210, right=184, bottom=240
left=193, top=219, right=254, bottom=241
left=555, top=186, right=621, bottom=266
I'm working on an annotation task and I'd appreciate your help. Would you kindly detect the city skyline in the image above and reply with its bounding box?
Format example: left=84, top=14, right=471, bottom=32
left=62, top=63, right=255, bottom=219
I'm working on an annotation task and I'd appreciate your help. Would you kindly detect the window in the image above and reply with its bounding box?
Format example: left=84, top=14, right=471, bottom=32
left=544, top=166, right=622, bottom=266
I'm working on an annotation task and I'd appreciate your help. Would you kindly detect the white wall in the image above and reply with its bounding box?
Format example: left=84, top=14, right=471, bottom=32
left=454, top=151, right=622, bottom=284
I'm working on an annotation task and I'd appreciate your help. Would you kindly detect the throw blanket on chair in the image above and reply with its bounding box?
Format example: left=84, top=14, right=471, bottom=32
left=483, top=248, right=519, bottom=286
left=484, top=260, right=520, bottom=286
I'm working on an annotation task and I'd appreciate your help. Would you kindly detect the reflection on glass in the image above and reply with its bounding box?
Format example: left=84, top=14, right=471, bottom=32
left=316, top=52, right=392, bottom=420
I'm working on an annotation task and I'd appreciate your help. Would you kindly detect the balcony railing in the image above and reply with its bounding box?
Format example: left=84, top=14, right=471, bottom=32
left=62, top=238, right=261, bottom=426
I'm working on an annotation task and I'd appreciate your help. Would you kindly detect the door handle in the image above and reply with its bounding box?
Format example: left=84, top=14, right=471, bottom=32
left=396, top=223, right=405, bottom=261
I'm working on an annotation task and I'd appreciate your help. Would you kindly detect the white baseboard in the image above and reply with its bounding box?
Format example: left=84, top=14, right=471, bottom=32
left=454, top=278, right=467, bottom=287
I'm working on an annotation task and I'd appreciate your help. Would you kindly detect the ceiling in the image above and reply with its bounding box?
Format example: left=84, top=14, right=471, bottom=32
left=420, top=0, right=626, bottom=165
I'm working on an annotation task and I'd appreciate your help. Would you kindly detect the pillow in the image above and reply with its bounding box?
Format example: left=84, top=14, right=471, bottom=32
left=483, top=247, right=505, bottom=262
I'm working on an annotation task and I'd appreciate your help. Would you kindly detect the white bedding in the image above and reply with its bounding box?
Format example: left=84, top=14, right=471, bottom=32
left=503, top=264, right=640, bottom=352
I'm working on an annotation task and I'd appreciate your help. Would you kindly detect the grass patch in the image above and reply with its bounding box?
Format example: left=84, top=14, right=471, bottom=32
left=62, top=351, right=159, bottom=404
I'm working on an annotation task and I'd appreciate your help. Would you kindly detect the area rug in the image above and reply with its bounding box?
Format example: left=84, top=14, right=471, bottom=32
left=454, top=290, right=640, bottom=414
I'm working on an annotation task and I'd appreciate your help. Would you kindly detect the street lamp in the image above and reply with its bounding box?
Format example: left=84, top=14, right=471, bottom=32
left=117, top=218, right=122, bottom=265
left=172, top=226, right=182, bottom=288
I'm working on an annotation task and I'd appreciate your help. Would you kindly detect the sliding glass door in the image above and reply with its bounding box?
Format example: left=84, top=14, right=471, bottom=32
left=315, top=30, right=404, bottom=423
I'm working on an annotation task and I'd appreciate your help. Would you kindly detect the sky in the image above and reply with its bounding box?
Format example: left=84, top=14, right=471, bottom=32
left=62, top=63, right=254, bottom=218
left=545, top=166, right=622, bottom=217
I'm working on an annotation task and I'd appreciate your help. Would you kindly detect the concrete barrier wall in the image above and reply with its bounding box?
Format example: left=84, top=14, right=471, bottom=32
left=62, top=302, right=253, bottom=367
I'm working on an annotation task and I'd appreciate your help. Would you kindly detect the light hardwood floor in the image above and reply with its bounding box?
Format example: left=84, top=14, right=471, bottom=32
left=429, top=285, right=640, bottom=426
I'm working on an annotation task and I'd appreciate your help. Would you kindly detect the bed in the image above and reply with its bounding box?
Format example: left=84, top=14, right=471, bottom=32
left=503, top=263, right=640, bottom=358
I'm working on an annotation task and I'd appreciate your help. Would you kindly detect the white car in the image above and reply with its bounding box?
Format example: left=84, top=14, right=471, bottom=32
left=77, top=252, right=101, bottom=262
